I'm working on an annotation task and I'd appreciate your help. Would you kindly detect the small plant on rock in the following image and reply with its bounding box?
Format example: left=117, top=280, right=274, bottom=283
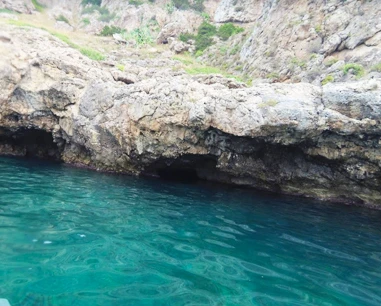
left=179, top=32, right=195, bottom=43
left=342, top=63, right=365, bottom=78
left=310, top=53, right=317, bottom=60
left=201, top=12, right=210, bottom=22
left=258, top=99, right=279, bottom=108
left=82, top=18, right=90, bottom=25
left=100, top=25, right=123, bottom=36
left=217, top=23, right=244, bottom=41
left=325, top=58, right=338, bottom=67
left=266, top=72, right=280, bottom=80
left=165, top=2, right=175, bottom=13
left=371, top=63, right=381, bottom=73
left=122, top=26, right=154, bottom=45
left=80, top=48, right=105, bottom=61
left=56, top=15, right=70, bottom=25
left=230, top=44, right=240, bottom=55
left=129, top=0, right=144, bottom=5
left=290, top=57, right=306, bottom=69
left=32, top=0, right=45, bottom=12
left=321, top=75, right=334, bottom=85
left=82, top=0, right=101, bottom=5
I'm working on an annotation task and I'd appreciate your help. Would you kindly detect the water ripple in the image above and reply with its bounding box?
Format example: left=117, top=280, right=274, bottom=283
left=0, top=157, right=380, bottom=305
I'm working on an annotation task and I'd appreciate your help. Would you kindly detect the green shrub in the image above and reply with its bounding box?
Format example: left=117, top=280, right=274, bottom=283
left=97, top=6, right=109, bottom=14
left=371, top=63, right=381, bottom=73
left=79, top=48, right=105, bottom=60
left=165, top=2, right=175, bottom=13
left=32, top=0, right=45, bottom=12
left=321, top=75, right=334, bottom=85
left=173, top=56, right=194, bottom=65
left=82, top=18, right=90, bottom=25
left=342, top=63, right=364, bottom=78
left=56, top=14, right=70, bottom=24
left=290, top=57, right=306, bottom=69
left=170, top=0, right=204, bottom=11
left=129, top=0, right=144, bottom=5
left=179, top=32, right=195, bottom=42
left=198, top=21, right=216, bottom=37
left=194, top=21, right=216, bottom=51
left=0, top=8, right=17, bottom=14
left=122, top=26, right=153, bottom=45
left=172, top=0, right=190, bottom=10
left=310, top=53, right=317, bottom=60
left=117, top=64, right=125, bottom=71
left=230, top=44, right=240, bottom=55
left=219, top=46, right=228, bottom=54
left=81, top=0, right=101, bottom=5
left=325, top=58, right=338, bottom=67
left=82, top=5, right=98, bottom=14
left=98, top=13, right=115, bottom=22
left=97, top=8, right=115, bottom=22
left=195, top=35, right=213, bottom=52
left=266, top=72, right=280, bottom=79
left=201, top=12, right=210, bottom=22
left=191, top=0, right=204, bottom=12
left=217, top=23, right=244, bottom=41
left=81, top=4, right=115, bottom=22
left=195, top=50, right=203, bottom=57
left=100, top=25, right=122, bottom=36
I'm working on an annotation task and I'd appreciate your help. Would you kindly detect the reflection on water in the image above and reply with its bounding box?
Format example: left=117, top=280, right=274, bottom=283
left=0, top=157, right=381, bottom=305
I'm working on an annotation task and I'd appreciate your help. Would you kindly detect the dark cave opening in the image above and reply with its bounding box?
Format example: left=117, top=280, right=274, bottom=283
left=143, top=154, right=218, bottom=184
left=0, top=127, right=63, bottom=161
left=158, top=167, right=200, bottom=183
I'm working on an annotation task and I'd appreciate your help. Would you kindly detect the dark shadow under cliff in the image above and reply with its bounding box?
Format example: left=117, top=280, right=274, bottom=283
left=0, top=127, right=63, bottom=160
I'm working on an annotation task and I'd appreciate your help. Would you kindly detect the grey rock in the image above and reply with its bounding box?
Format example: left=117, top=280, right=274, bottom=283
left=2, top=25, right=381, bottom=208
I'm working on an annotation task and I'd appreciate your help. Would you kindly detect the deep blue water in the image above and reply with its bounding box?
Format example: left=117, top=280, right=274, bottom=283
left=0, top=156, right=381, bottom=306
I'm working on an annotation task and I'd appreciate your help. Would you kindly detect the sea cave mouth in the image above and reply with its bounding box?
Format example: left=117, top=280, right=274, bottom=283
left=0, top=127, right=63, bottom=161
left=144, top=154, right=218, bottom=183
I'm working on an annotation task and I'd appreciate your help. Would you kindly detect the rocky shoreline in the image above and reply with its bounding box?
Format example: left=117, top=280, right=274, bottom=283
left=1, top=25, right=381, bottom=208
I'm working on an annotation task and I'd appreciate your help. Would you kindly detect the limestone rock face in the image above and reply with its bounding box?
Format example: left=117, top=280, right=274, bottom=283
left=204, top=0, right=381, bottom=84
left=2, top=25, right=381, bottom=208
left=0, top=0, right=33, bottom=13
left=215, top=0, right=264, bottom=23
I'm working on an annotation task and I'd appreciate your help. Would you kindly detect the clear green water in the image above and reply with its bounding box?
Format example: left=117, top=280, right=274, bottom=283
left=0, top=157, right=381, bottom=306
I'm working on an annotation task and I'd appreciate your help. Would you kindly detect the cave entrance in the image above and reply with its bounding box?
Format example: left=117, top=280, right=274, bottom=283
left=0, top=127, right=63, bottom=161
left=143, top=154, right=218, bottom=184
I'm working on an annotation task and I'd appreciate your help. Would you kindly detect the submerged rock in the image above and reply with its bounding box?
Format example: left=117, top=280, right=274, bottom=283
left=1, top=25, right=381, bottom=207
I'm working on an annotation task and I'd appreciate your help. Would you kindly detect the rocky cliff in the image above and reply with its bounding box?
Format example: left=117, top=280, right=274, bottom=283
left=204, top=0, right=381, bottom=84
left=1, top=25, right=381, bottom=208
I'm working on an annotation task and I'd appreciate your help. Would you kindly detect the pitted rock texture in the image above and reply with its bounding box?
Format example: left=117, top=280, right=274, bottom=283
left=204, top=0, right=381, bottom=84
left=1, top=25, right=381, bottom=208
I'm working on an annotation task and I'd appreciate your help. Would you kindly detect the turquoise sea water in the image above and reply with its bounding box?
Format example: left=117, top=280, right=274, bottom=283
left=0, top=157, right=381, bottom=306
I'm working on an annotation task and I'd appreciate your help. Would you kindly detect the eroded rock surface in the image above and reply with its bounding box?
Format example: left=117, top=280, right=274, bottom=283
left=1, top=25, right=381, bottom=207
left=0, top=0, right=33, bottom=14
left=205, top=0, right=381, bottom=84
